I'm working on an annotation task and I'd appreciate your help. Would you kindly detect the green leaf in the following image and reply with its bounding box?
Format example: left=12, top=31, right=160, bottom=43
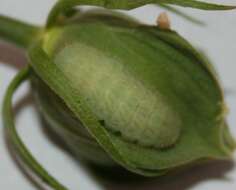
left=156, top=0, right=236, bottom=10
left=46, top=0, right=235, bottom=28
left=2, top=66, right=69, bottom=190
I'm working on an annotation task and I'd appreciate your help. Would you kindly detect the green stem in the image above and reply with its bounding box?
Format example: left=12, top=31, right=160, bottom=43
left=46, top=0, right=235, bottom=28
left=0, top=15, right=41, bottom=48
left=3, top=66, right=69, bottom=190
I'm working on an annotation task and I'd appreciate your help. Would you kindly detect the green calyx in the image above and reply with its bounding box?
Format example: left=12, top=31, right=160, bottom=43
left=1, top=0, right=236, bottom=190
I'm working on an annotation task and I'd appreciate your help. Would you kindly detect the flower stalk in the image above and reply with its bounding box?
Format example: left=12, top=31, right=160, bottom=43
left=0, top=15, right=40, bottom=48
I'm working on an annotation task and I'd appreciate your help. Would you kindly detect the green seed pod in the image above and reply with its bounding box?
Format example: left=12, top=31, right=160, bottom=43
left=33, top=10, right=235, bottom=172
left=1, top=0, right=236, bottom=189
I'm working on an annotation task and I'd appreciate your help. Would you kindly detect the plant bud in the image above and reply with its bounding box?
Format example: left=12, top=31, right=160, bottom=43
left=30, top=11, right=235, bottom=175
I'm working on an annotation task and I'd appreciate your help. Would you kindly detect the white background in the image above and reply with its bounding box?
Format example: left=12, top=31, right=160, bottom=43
left=0, top=0, right=236, bottom=190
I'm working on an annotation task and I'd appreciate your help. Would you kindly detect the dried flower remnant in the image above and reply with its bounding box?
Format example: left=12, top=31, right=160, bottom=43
left=157, top=12, right=171, bottom=29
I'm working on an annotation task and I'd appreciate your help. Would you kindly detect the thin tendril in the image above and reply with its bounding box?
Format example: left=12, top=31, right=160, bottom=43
left=2, top=66, right=69, bottom=190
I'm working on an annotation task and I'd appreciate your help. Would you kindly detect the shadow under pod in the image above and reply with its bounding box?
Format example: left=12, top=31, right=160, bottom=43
left=0, top=41, right=27, bottom=69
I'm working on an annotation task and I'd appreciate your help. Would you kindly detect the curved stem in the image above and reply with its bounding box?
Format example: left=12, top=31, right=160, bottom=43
left=46, top=0, right=235, bottom=28
left=0, top=15, right=41, bottom=48
left=3, top=66, right=69, bottom=190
